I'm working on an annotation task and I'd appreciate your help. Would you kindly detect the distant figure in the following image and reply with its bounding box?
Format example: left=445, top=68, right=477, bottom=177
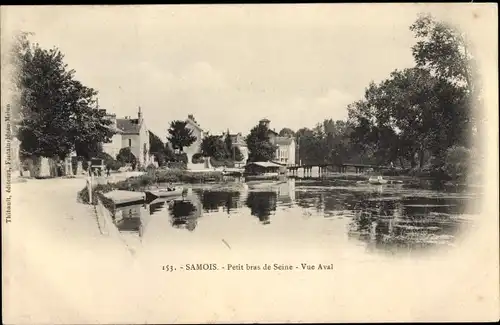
left=106, top=166, right=111, bottom=177
left=390, top=161, right=394, bottom=169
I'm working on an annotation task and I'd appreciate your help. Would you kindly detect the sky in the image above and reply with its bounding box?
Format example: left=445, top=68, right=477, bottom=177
left=1, top=4, right=494, bottom=138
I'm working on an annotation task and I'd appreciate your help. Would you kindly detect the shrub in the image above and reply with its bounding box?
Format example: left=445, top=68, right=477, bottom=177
left=443, top=146, right=471, bottom=181
left=77, top=183, right=115, bottom=205
left=174, top=153, right=188, bottom=164
left=210, top=157, right=235, bottom=168
left=117, top=147, right=137, bottom=165
left=165, top=161, right=187, bottom=170
left=192, top=153, right=205, bottom=164
left=109, top=159, right=123, bottom=171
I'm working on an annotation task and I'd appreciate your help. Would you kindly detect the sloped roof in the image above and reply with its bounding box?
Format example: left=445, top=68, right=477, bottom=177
left=106, top=124, right=123, bottom=134
left=274, top=136, right=294, bottom=145
left=117, top=118, right=141, bottom=134
left=247, top=161, right=282, bottom=168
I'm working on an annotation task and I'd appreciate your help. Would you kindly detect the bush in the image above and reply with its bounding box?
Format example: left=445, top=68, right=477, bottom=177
left=173, top=153, right=188, bottom=164
left=192, top=153, right=205, bottom=164
left=443, top=146, right=471, bottom=181
left=77, top=183, right=115, bottom=205
left=165, top=161, right=187, bottom=170
left=155, top=169, right=223, bottom=184
left=210, top=157, right=235, bottom=168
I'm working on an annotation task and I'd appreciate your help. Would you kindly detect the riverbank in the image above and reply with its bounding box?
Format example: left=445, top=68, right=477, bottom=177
left=78, top=169, right=233, bottom=204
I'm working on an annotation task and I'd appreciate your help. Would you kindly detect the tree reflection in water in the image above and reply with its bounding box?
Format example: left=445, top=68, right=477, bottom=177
left=245, top=191, right=277, bottom=225
left=168, top=199, right=199, bottom=232
left=149, top=200, right=166, bottom=214
left=199, top=191, right=241, bottom=214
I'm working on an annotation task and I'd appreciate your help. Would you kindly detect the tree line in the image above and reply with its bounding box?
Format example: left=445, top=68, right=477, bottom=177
left=244, top=14, right=479, bottom=180
left=9, top=13, right=478, bottom=180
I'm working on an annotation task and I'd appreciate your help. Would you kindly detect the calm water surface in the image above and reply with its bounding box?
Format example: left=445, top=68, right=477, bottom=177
left=110, top=178, right=481, bottom=255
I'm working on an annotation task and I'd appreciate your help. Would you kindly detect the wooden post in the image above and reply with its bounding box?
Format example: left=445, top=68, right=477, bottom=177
left=87, top=175, right=93, bottom=204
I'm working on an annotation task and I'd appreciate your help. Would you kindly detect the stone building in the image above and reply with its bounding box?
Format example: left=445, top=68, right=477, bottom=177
left=102, top=106, right=153, bottom=168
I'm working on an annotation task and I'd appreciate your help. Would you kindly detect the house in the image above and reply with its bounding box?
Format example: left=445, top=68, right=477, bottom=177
left=102, top=106, right=153, bottom=168
left=183, top=114, right=204, bottom=164
left=102, top=113, right=123, bottom=159
left=258, top=118, right=296, bottom=166
left=223, top=130, right=249, bottom=165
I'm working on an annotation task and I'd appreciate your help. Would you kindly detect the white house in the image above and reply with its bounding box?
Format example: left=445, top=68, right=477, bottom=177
left=183, top=114, right=204, bottom=164
left=274, top=136, right=296, bottom=166
left=259, top=118, right=296, bottom=166
left=103, top=106, right=152, bottom=168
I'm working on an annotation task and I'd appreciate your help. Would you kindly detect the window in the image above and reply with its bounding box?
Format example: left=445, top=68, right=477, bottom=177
left=128, top=139, right=132, bottom=147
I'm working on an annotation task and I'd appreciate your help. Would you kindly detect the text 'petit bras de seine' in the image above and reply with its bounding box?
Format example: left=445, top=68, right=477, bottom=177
left=161, top=263, right=334, bottom=272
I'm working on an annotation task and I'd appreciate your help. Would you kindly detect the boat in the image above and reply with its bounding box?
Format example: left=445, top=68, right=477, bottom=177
left=103, top=190, right=146, bottom=206
left=145, top=187, right=184, bottom=201
left=368, top=176, right=388, bottom=185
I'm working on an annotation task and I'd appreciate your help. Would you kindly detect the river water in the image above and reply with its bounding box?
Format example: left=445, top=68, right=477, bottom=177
left=109, top=178, right=482, bottom=257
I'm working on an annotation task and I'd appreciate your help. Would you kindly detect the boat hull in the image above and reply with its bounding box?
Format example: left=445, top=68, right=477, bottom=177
left=145, top=188, right=183, bottom=201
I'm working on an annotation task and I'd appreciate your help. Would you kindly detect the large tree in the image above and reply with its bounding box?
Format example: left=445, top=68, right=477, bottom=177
left=12, top=32, right=112, bottom=161
left=348, top=67, right=468, bottom=168
left=410, top=13, right=477, bottom=147
left=200, top=135, right=227, bottom=160
left=346, top=15, right=476, bottom=169
left=149, top=130, right=175, bottom=166
left=167, top=120, right=197, bottom=153
left=246, top=122, right=277, bottom=162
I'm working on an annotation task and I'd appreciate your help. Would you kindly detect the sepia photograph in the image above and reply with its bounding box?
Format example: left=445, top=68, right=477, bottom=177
left=1, top=4, right=498, bottom=323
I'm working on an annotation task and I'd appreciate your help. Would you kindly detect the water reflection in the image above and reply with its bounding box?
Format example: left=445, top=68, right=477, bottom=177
left=200, top=191, right=242, bottom=213
left=168, top=199, right=199, bottom=232
left=245, top=191, right=277, bottom=225
left=112, top=202, right=150, bottom=237
left=104, top=178, right=480, bottom=254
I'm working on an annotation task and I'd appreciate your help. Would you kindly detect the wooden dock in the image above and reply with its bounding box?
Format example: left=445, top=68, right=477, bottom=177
left=103, top=190, right=145, bottom=205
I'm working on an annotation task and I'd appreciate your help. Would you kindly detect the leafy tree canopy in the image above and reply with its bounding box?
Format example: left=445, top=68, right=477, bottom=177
left=167, top=120, right=197, bottom=153
left=246, top=123, right=277, bottom=162
left=12, top=32, right=113, bottom=160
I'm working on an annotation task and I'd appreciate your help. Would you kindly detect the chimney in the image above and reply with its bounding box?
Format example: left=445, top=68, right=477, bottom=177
left=138, top=106, right=142, bottom=122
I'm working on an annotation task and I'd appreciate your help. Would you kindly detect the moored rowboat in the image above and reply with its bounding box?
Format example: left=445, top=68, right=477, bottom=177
left=145, top=187, right=184, bottom=201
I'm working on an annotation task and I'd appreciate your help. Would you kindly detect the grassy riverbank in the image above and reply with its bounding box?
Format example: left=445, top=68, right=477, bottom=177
left=77, top=169, right=228, bottom=204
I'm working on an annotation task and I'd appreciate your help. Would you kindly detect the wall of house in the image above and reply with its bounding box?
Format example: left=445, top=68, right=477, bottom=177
left=102, top=133, right=122, bottom=159
left=184, top=122, right=203, bottom=160
left=288, top=140, right=296, bottom=165
left=274, top=141, right=296, bottom=166
left=138, top=122, right=151, bottom=167
left=121, top=134, right=141, bottom=163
